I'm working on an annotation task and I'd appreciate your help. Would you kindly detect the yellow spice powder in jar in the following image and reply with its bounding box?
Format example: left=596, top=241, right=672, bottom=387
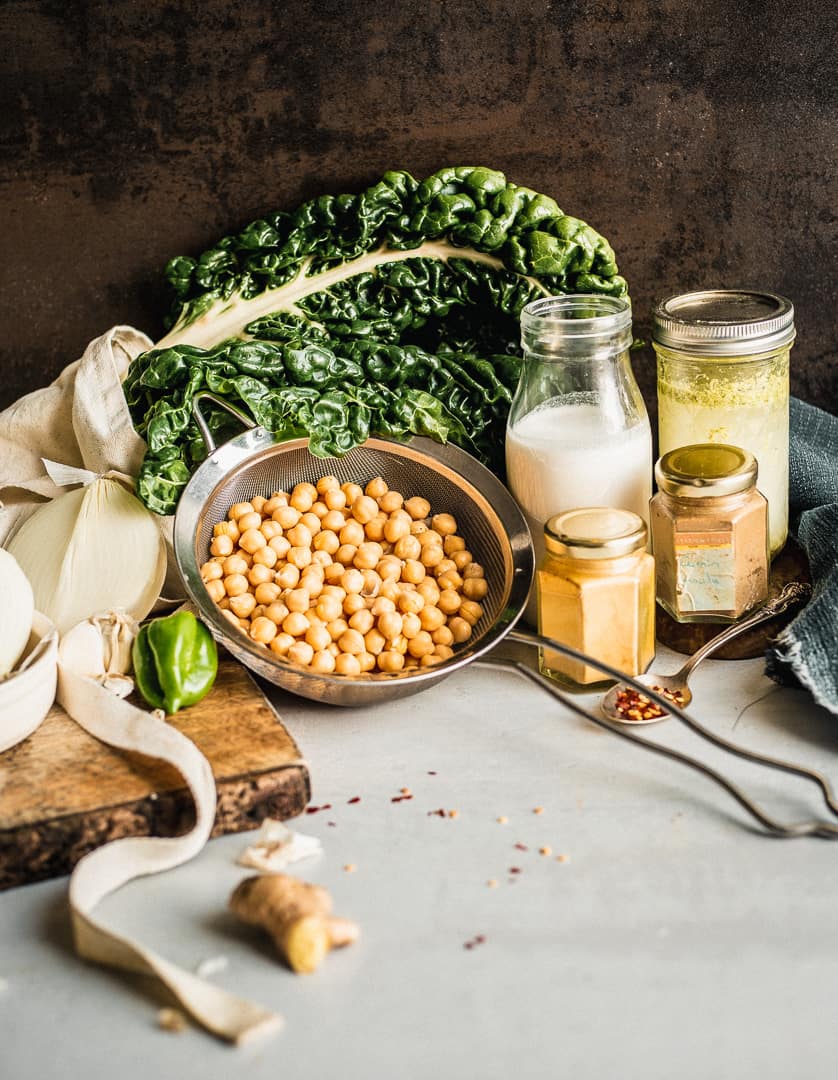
left=537, top=508, right=656, bottom=691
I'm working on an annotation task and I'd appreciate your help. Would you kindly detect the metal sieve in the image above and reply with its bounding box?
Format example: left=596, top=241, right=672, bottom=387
left=174, top=394, right=533, bottom=707
left=172, top=394, right=838, bottom=839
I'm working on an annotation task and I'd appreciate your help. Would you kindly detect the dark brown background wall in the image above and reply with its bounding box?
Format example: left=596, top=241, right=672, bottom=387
left=2, top=0, right=836, bottom=412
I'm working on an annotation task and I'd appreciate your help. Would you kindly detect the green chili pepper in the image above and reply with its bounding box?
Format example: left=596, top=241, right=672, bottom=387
left=132, top=610, right=218, bottom=714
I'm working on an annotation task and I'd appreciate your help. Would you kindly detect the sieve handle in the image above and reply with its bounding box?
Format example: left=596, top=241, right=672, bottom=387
left=192, top=392, right=257, bottom=454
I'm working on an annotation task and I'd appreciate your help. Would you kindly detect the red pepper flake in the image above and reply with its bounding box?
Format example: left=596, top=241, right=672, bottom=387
left=427, top=808, right=447, bottom=817
left=391, top=794, right=414, bottom=803
left=305, top=806, right=323, bottom=814
left=514, top=842, right=528, bottom=851
left=463, top=934, right=487, bottom=950
left=327, top=821, right=337, bottom=827
left=509, top=866, right=522, bottom=874
left=347, top=796, right=361, bottom=804
left=427, top=770, right=437, bottom=775
left=612, top=687, right=678, bottom=722
left=321, top=804, right=332, bottom=810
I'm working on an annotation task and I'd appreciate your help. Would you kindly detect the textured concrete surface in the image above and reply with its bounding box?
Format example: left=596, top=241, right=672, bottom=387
left=1, top=1, right=837, bottom=412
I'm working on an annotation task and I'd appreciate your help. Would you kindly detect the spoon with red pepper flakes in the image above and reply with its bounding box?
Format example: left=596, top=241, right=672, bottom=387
left=600, top=584, right=811, bottom=724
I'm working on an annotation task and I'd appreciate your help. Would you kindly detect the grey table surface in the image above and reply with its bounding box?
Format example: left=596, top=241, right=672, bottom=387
left=2, top=641, right=838, bottom=1080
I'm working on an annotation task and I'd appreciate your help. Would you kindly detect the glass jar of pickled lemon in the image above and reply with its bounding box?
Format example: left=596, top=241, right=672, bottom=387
left=537, top=507, right=655, bottom=691
left=653, top=291, right=794, bottom=558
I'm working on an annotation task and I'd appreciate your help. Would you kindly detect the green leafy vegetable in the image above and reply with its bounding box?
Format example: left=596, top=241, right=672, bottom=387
left=125, top=166, right=627, bottom=514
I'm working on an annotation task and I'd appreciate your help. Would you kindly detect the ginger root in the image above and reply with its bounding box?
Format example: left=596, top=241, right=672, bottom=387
left=229, top=873, right=359, bottom=974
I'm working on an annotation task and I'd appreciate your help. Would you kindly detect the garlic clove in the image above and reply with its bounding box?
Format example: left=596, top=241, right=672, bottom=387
left=58, top=621, right=108, bottom=679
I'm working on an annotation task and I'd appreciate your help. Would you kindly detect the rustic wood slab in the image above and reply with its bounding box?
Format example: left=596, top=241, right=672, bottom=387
left=0, top=657, right=310, bottom=890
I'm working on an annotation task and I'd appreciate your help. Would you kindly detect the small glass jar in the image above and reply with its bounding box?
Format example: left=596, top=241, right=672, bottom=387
left=537, top=507, right=655, bottom=691
left=506, top=294, right=652, bottom=625
left=650, top=444, right=769, bottom=623
left=653, top=290, right=794, bottom=558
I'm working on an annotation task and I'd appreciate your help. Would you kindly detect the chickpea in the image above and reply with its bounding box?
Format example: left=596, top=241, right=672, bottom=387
left=342, top=482, right=364, bottom=504
left=205, top=578, right=226, bottom=603
left=316, top=594, right=343, bottom=622
left=310, top=500, right=329, bottom=519
left=410, top=520, right=429, bottom=536
left=404, top=496, right=431, bottom=520
left=304, top=622, right=332, bottom=653
left=251, top=605, right=266, bottom=620
left=269, top=633, right=295, bottom=657
left=431, top=513, right=457, bottom=536
left=437, top=588, right=462, bottom=615
left=300, top=511, right=322, bottom=536
left=335, top=652, right=362, bottom=676
left=263, top=495, right=288, bottom=515
left=229, top=593, right=257, bottom=619
left=443, top=534, right=466, bottom=555
left=434, top=558, right=457, bottom=578
left=201, top=560, right=224, bottom=582
left=287, top=546, right=313, bottom=570
left=437, top=570, right=464, bottom=592
left=398, top=590, right=425, bottom=615
left=364, top=628, right=386, bottom=655
left=248, top=563, right=273, bottom=587
left=354, top=541, right=383, bottom=570
left=379, top=579, right=403, bottom=603
left=419, top=605, right=446, bottom=632
left=214, top=520, right=240, bottom=541
left=358, top=651, right=376, bottom=673
left=376, top=555, right=403, bottom=581
left=363, top=513, right=387, bottom=542
left=401, top=558, right=426, bottom=585
left=393, top=534, right=421, bottom=561
left=378, top=490, right=403, bottom=513
left=286, top=588, right=310, bottom=613
left=336, top=543, right=358, bottom=566
left=343, top=593, right=367, bottom=617
left=273, top=505, right=300, bottom=529
left=327, top=641, right=340, bottom=657
left=251, top=496, right=267, bottom=514
left=420, top=653, right=445, bottom=668
left=282, top=611, right=310, bottom=637
left=417, top=579, right=441, bottom=606
left=432, top=625, right=454, bottom=647
left=316, top=475, right=340, bottom=495
left=250, top=616, right=278, bottom=644
left=339, top=519, right=365, bottom=547
left=312, top=549, right=334, bottom=568
left=407, top=630, right=435, bottom=659
left=434, top=644, right=455, bottom=661
left=322, top=510, right=347, bottom=532
left=351, top=494, right=378, bottom=524
left=259, top=519, right=284, bottom=540
left=210, top=534, right=234, bottom=558
left=383, top=514, right=411, bottom=544
left=324, top=562, right=347, bottom=585
left=276, top=563, right=301, bottom=589
left=252, top=545, right=278, bottom=568
left=224, top=573, right=249, bottom=597
left=341, top=568, right=365, bottom=595
left=348, top=608, right=374, bottom=635
left=337, top=628, right=365, bottom=655
left=268, top=535, right=291, bottom=559
left=463, top=577, right=488, bottom=601
left=327, top=618, right=349, bottom=641
left=311, top=649, right=336, bottom=674
left=324, top=487, right=347, bottom=510
left=314, top=529, right=340, bottom=555
left=299, top=572, right=324, bottom=598
left=463, top=562, right=485, bottom=579
left=371, top=596, right=396, bottom=616
left=400, top=612, right=422, bottom=639
left=418, top=528, right=443, bottom=549
left=459, top=600, right=484, bottom=626
left=360, top=569, right=382, bottom=597
left=290, top=482, right=317, bottom=512
left=378, top=610, right=403, bottom=641
left=253, top=582, right=281, bottom=606
left=420, top=544, right=444, bottom=569
left=377, top=650, right=405, bottom=673
left=239, top=528, right=267, bottom=554
left=229, top=501, right=254, bottom=521
left=265, top=602, right=290, bottom=625
left=286, top=522, right=312, bottom=549
left=237, top=510, right=262, bottom=533
left=448, top=616, right=472, bottom=644
left=288, top=640, right=315, bottom=667
left=364, top=476, right=388, bottom=500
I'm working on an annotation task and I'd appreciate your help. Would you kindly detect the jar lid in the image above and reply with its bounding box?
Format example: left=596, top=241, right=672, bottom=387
left=655, top=444, right=758, bottom=498
left=652, top=290, right=795, bottom=357
left=543, top=507, right=647, bottom=559
left=521, top=294, right=633, bottom=357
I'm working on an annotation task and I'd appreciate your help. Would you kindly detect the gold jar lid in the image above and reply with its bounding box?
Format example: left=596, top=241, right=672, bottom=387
left=543, top=507, right=647, bottom=559
left=655, top=444, right=758, bottom=498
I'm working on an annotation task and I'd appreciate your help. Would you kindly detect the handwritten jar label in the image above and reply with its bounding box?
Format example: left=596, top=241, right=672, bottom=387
left=674, top=531, right=736, bottom=612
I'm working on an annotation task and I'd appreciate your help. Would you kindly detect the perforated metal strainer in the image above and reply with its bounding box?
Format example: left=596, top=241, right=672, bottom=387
left=174, top=394, right=533, bottom=707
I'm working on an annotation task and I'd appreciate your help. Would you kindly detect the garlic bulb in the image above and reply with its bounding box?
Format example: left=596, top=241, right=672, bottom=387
left=7, top=477, right=166, bottom=635
left=58, top=610, right=139, bottom=698
left=0, top=548, right=34, bottom=679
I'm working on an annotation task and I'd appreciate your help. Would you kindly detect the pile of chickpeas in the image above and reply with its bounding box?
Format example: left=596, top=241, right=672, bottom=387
left=200, top=474, right=489, bottom=676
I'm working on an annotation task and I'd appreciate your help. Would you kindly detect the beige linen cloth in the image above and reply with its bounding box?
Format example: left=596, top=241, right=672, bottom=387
left=0, top=327, right=281, bottom=1043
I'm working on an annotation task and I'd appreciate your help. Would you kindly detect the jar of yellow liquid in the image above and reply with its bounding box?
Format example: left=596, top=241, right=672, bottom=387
left=537, top=508, right=656, bottom=691
left=653, top=291, right=794, bottom=558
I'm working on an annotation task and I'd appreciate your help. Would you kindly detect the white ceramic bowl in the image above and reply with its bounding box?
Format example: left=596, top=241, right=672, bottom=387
left=0, top=611, right=58, bottom=752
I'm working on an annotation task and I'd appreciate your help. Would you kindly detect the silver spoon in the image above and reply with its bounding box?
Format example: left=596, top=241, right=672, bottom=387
left=600, top=582, right=811, bottom=724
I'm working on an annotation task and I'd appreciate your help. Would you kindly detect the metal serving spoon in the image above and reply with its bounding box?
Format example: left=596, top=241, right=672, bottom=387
left=600, top=582, right=811, bottom=724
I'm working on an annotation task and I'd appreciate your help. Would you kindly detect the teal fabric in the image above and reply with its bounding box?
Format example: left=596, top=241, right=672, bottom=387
left=766, top=397, right=838, bottom=713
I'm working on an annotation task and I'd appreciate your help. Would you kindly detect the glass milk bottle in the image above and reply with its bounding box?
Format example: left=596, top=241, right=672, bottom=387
left=505, top=294, right=652, bottom=624
left=653, top=290, right=794, bottom=557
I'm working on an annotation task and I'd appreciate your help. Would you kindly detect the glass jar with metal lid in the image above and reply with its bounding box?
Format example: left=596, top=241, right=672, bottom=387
left=537, top=507, right=655, bottom=690
left=653, top=290, right=794, bottom=558
left=650, top=444, right=769, bottom=623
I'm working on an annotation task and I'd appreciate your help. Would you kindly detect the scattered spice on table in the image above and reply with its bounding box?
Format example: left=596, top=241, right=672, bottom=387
left=463, top=934, right=487, bottom=950
left=343, top=864, right=357, bottom=873
left=347, top=796, right=361, bottom=804
left=448, top=809, right=459, bottom=819
left=391, top=794, right=414, bottom=803
left=496, top=815, right=508, bottom=824
left=427, top=808, right=447, bottom=817
left=533, top=806, right=545, bottom=815
left=487, top=879, right=498, bottom=888
left=157, top=1008, right=188, bottom=1033
left=539, top=846, right=552, bottom=856
left=427, top=770, right=437, bottom=776
left=327, top=821, right=337, bottom=827
left=556, top=854, right=569, bottom=863
left=305, top=804, right=332, bottom=814
left=514, top=842, right=528, bottom=851
left=509, top=867, right=522, bottom=874
left=400, top=787, right=412, bottom=795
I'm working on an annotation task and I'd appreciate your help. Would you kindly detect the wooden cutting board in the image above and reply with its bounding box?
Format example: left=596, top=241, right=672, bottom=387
left=0, top=657, right=310, bottom=891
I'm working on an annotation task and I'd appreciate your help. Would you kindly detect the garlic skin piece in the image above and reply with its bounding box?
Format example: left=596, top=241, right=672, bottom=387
left=7, top=478, right=166, bottom=635
left=0, top=548, right=35, bottom=679
left=58, top=610, right=139, bottom=699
